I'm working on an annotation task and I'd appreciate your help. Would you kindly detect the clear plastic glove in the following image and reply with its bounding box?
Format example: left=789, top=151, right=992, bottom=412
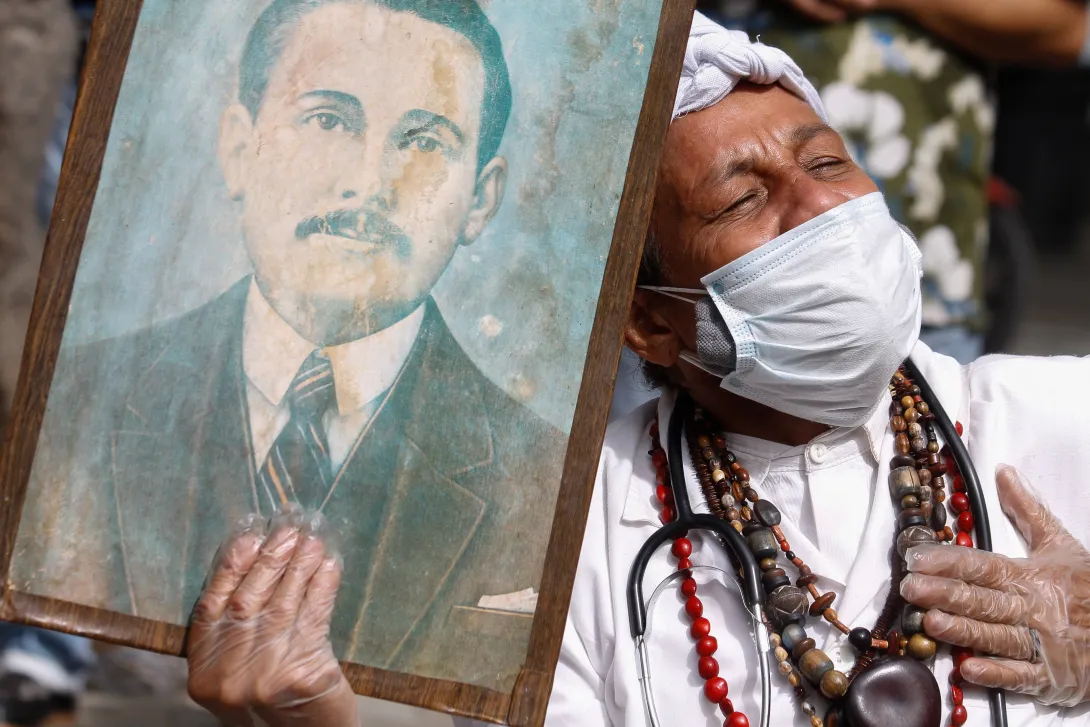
left=186, top=506, right=359, bottom=727
left=901, top=465, right=1090, bottom=707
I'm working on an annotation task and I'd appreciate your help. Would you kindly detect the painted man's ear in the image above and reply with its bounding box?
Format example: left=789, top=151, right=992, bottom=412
left=218, top=103, right=255, bottom=201
left=461, top=156, right=507, bottom=244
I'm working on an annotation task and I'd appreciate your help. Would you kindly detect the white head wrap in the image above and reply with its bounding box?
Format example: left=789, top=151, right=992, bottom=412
left=674, top=11, right=827, bottom=122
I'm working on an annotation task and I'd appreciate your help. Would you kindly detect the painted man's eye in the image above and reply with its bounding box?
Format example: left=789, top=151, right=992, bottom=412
left=410, top=136, right=441, bottom=153
left=306, top=112, right=346, bottom=132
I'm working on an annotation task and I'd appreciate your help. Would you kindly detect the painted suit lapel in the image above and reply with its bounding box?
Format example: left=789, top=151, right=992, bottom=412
left=109, top=288, right=499, bottom=659
left=109, top=280, right=255, bottom=622
left=332, top=302, right=497, bottom=667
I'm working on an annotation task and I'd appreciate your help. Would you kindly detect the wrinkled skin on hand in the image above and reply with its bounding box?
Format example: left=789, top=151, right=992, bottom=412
left=186, top=507, right=359, bottom=727
left=902, top=465, right=1090, bottom=707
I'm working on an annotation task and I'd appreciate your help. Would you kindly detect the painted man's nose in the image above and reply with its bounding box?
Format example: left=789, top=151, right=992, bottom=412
left=340, top=180, right=395, bottom=212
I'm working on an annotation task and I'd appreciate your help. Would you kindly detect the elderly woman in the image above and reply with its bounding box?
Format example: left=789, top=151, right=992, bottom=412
left=183, top=13, right=1090, bottom=727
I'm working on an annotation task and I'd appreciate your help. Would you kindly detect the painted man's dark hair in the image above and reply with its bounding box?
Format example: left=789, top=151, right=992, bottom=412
left=238, top=0, right=512, bottom=170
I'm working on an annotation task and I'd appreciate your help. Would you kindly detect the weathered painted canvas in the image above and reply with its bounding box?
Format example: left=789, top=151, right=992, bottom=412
left=11, top=0, right=661, bottom=691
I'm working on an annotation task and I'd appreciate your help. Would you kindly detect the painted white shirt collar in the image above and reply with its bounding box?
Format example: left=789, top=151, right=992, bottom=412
left=241, top=280, right=425, bottom=414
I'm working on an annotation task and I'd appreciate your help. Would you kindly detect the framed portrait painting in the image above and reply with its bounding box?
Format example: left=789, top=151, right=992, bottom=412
left=0, top=0, right=694, bottom=724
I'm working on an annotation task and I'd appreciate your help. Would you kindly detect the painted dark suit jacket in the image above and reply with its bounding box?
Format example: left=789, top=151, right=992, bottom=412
left=15, top=278, right=568, bottom=691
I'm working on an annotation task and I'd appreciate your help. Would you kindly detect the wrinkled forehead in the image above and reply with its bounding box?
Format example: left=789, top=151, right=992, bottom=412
left=659, top=83, right=826, bottom=196
left=263, top=3, right=486, bottom=134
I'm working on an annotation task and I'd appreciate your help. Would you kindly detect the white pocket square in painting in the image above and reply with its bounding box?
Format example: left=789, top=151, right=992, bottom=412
left=476, top=587, right=538, bottom=614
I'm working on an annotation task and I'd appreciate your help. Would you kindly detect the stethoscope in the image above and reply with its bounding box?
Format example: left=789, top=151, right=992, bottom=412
left=626, top=357, right=1009, bottom=727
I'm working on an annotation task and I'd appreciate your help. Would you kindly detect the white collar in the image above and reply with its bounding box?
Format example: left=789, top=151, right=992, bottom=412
left=621, top=387, right=890, bottom=528
left=859, top=398, right=890, bottom=463
left=795, top=397, right=889, bottom=467
left=241, top=280, right=425, bottom=414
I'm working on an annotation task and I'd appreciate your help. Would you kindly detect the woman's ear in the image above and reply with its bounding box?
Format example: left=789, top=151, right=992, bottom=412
left=625, top=289, right=684, bottom=368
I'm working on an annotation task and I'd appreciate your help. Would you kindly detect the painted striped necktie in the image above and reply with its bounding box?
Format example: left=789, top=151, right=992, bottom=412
left=258, top=350, right=336, bottom=511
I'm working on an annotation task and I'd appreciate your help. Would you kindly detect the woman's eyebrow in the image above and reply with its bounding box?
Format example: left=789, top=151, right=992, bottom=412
left=785, top=121, right=837, bottom=147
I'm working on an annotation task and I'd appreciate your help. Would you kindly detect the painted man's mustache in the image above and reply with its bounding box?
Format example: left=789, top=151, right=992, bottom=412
left=295, top=208, right=411, bottom=256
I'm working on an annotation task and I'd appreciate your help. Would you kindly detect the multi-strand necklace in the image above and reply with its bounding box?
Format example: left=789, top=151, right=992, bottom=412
left=646, top=365, right=977, bottom=727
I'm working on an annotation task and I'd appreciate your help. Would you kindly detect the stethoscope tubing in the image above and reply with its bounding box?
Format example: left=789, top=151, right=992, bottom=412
left=626, top=393, right=765, bottom=637
left=627, top=393, right=769, bottom=726
left=902, top=358, right=1008, bottom=727
left=634, top=566, right=770, bottom=727
left=627, top=357, right=1008, bottom=727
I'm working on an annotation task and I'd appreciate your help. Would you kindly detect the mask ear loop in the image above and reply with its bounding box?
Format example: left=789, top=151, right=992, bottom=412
left=678, top=351, right=729, bottom=379
left=638, top=286, right=706, bottom=305
left=635, top=564, right=770, bottom=727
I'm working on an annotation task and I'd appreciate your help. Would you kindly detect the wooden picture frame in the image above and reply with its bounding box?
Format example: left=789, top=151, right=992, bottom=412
left=0, top=0, right=694, bottom=724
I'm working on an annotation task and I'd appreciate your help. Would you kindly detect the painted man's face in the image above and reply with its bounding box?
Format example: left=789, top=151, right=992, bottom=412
left=220, top=2, right=506, bottom=344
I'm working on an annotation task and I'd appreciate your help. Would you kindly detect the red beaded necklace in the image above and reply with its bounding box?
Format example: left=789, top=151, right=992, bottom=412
left=648, top=421, right=748, bottom=726
left=645, top=366, right=978, bottom=727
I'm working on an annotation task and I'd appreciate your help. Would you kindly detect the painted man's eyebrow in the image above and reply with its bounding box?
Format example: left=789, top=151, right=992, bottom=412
left=401, top=108, right=465, bottom=146
left=297, top=89, right=363, bottom=115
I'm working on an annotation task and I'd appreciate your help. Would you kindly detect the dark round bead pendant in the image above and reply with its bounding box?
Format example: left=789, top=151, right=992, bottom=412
left=841, top=656, right=941, bottom=727
left=765, top=585, right=809, bottom=629
left=753, top=499, right=782, bottom=527
left=848, top=627, right=872, bottom=652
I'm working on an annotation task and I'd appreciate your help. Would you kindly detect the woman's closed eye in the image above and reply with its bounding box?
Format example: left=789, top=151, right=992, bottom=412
left=707, top=187, right=766, bottom=223
left=806, top=156, right=850, bottom=176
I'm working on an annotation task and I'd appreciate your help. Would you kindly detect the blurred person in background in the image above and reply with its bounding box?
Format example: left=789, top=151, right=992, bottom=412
left=992, top=66, right=1090, bottom=259
left=701, top=0, right=1090, bottom=363
left=0, top=0, right=79, bottom=426
left=0, top=1, right=93, bottom=725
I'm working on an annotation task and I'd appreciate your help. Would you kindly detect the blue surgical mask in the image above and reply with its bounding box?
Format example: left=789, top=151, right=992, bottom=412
left=641, top=193, right=923, bottom=427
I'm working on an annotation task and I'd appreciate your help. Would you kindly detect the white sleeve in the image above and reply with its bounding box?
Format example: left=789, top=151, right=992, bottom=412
left=966, top=353, right=1090, bottom=547
left=544, top=610, right=611, bottom=726
left=449, top=618, right=610, bottom=727
left=545, top=448, right=622, bottom=727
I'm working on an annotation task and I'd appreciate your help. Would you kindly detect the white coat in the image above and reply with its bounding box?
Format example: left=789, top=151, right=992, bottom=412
left=544, top=343, right=1090, bottom=727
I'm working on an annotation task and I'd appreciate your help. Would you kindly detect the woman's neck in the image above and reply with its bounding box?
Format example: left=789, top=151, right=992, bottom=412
left=683, top=377, right=829, bottom=447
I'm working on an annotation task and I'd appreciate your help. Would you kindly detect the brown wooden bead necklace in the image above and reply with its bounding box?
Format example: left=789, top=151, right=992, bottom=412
left=647, top=365, right=978, bottom=727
